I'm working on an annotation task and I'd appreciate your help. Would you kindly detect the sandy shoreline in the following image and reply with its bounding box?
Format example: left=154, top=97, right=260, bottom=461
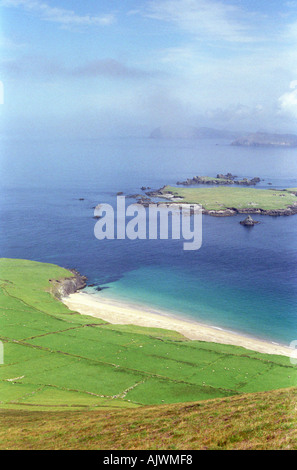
left=62, top=291, right=294, bottom=357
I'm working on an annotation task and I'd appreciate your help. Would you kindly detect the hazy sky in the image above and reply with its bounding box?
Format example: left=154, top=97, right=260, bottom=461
left=1, top=0, right=297, bottom=137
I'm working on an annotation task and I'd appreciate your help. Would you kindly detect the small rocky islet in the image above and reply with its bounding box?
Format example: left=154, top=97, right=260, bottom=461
left=240, top=215, right=260, bottom=226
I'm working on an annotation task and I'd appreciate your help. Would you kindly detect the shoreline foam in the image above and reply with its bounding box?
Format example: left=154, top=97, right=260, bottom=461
left=62, top=291, right=294, bottom=357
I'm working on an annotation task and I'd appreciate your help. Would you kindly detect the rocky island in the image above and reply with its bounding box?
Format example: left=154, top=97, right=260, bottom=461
left=141, top=185, right=297, bottom=217
left=176, top=173, right=261, bottom=186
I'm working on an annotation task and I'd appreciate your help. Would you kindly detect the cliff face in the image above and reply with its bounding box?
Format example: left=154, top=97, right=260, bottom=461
left=50, top=269, right=87, bottom=299
left=231, top=132, right=297, bottom=147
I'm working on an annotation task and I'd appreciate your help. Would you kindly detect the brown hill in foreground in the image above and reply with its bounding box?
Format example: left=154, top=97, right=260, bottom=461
left=1, top=387, right=296, bottom=450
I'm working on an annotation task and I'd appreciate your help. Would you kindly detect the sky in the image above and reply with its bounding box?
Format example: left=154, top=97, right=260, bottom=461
left=1, top=0, right=297, bottom=138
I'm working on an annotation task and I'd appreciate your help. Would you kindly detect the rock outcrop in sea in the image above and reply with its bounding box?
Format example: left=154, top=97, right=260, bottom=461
left=240, top=215, right=260, bottom=226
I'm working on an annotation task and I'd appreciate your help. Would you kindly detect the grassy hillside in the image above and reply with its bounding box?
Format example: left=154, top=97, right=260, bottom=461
left=1, top=387, right=296, bottom=450
left=1, top=258, right=297, bottom=412
left=162, top=186, right=297, bottom=211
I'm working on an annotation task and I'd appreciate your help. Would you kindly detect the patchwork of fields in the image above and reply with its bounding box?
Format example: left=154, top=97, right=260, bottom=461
left=0, top=258, right=297, bottom=411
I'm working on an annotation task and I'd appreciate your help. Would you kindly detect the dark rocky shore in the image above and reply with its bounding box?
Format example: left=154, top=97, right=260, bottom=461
left=50, top=269, right=87, bottom=299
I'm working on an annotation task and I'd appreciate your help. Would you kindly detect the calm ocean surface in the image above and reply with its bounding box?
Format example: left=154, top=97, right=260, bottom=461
left=1, top=136, right=297, bottom=345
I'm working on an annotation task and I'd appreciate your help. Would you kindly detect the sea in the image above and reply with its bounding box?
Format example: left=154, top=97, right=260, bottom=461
left=1, top=136, right=297, bottom=346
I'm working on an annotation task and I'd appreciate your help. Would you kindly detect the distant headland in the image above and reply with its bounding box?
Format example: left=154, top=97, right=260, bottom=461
left=149, top=126, right=239, bottom=140
left=231, top=132, right=297, bottom=148
left=149, top=126, right=297, bottom=148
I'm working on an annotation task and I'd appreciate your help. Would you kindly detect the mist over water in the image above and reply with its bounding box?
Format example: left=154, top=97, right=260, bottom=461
left=1, top=136, right=297, bottom=345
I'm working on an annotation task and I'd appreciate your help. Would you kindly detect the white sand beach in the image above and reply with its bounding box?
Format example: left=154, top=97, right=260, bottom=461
left=62, top=292, right=294, bottom=358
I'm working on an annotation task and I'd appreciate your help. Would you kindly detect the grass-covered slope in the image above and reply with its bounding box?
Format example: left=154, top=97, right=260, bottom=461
left=1, top=258, right=297, bottom=411
left=1, top=387, right=296, bottom=450
left=162, top=186, right=297, bottom=211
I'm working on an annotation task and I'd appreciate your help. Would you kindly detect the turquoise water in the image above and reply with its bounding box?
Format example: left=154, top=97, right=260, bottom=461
left=96, top=263, right=296, bottom=344
left=93, top=213, right=297, bottom=345
left=1, top=136, right=297, bottom=345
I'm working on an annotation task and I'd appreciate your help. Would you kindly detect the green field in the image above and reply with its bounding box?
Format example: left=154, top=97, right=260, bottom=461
left=162, top=186, right=297, bottom=211
left=1, top=258, right=297, bottom=412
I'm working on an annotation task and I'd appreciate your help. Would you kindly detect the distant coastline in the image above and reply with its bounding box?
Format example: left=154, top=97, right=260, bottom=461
left=149, top=127, right=297, bottom=148
left=231, top=132, right=297, bottom=148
